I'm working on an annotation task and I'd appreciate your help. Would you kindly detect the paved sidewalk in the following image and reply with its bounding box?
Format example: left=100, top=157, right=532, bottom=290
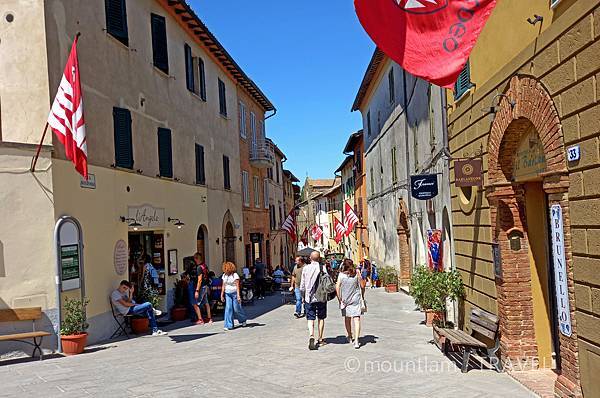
left=0, top=289, right=535, bottom=397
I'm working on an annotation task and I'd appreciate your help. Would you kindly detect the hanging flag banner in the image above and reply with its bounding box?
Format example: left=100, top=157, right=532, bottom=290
left=354, top=0, right=497, bottom=88
left=410, top=174, right=438, bottom=200
left=454, top=158, right=483, bottom=187
left=427, top=229, right=443, bottom=272
left=550, top=204, right=572, bottom=337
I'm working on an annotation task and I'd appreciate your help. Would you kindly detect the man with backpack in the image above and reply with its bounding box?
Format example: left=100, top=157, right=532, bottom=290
left=189, top=252, right=213, bottom=325
left=300, top=251, right=336, bottom=350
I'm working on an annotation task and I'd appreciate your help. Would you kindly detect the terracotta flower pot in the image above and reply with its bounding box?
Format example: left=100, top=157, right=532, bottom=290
left=425, top=309, right=444, bottom=327
left=170, top=306, right=187, bottom=322
left=61, top=333, right=88, bottom=355
left=385, top=283, right=398, bottom=293
left=131, top=317, right=149, bottom=334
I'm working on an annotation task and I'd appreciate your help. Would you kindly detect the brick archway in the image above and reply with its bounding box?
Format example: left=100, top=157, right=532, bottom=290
left=486, top=76, right=581, bottom=397
left=397, top=198, right=412, bottom=285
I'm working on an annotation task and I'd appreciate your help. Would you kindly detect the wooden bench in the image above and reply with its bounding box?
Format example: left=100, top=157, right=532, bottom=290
left=435, top=308, right=501, bottom=373
left=0, top=307, right=51, bottom=360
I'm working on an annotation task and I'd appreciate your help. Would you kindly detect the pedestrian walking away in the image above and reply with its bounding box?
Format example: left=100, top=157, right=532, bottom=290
left=221, top=261, right=247, bottom=330
left=336, top=259, right=366, bottom=348
left=253, top=258, right=267, bottom=300
left=111, top=280, right=168, bottom=336
left=290, top=256, right=306, bottom=318
left=300, top=251, right=330, bottom=350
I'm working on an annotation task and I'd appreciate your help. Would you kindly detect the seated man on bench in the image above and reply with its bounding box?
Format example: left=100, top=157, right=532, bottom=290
left=111, top=280, right=168, bottom=337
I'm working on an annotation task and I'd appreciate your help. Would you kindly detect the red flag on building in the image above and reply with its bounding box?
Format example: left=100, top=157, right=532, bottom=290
left=48, top=35, right=88, bottom=177
left=300, top=227, right=308, bottom=246
left=344, top=202, right=360, bottom=236
left=281, top=211, right=297, bottom=241
left=333, top=217, right=346, bottom=244
left=354, top=0, right=497, bottom=88
left=311, top=225, right=323, bottom=242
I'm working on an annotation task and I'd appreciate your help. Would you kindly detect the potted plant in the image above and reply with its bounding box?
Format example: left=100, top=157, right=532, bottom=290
left=170, top=277, right=188, bottom=322
left=379, top=266, right=399, bottom=293
left=410, top=266, right=464, bottom=327
left=60, top=297, right=89, bottom=355
left=131, top=285, right=160, bottom=334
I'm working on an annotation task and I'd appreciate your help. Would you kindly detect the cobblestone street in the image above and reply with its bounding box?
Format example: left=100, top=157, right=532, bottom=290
left=0, top=290, right=535, bottom=397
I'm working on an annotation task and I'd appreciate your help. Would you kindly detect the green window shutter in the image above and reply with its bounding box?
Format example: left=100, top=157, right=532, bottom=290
left=223, top=155, right=231, bottom=190
left=199, top=58, right=207, bottom=101
left=184, top=43, right=194, bottom=92
left=157, top=128, right=173, bottom=178
left=454, top=61, right=473, bottom=100
left=105, top=0, right=128, bottom=46
left=113, top=107, right=133, bottom=169
left=218, top=79, right=227, bottom=116
left=195, top=144, right=205, bottom=185
left=151, top=14, right=169, bottom=74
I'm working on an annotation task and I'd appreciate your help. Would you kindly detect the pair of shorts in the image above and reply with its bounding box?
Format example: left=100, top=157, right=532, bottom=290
left=306, top=302, right=327, bottom=321
left=189, top=284, right=209, bottom=306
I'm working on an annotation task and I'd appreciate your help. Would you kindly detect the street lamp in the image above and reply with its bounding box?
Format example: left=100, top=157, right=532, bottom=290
left=168, top=217, right=185, bottom=229
left=120, top=216, right=142, bottom=231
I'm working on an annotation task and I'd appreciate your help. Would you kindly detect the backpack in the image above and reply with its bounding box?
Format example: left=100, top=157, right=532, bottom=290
left=314, top=264, right=337, bottom=302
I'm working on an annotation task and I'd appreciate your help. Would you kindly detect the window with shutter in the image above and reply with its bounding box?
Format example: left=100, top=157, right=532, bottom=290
left=218, top=79, right=227, bottom=116
left=264, top=178, right=269, bottom=209
left=454, top=61, right=473, bottom=100
left=105, top=0, right=128, bottom=46
left=239, top=102, right=247, bottom=138
left=157, top=128, right=173, bottom=178
left=253, top=176, right=260, bottom=208
left=195, top=144, right=205, bottom=185
left=198, top=58, right=207, bottom=101
left=391, top=146, right=398, bottom=183
left=113, top=107, right=133, bottom=169
left=151, top=14, right=169, bottom=74
left=184, top=44, right=194, bottom=92
left=242, top=171, right=250, bottom=206
left=223, top=155, right=231, bottom=190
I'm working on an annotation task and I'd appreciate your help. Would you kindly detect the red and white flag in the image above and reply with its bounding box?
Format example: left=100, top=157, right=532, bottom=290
left=281, top=211, right=297, bottom=241
left=355, top=0, right=497, bottom=88
left=344, top=202, right=360, bottom=236
left=48, top=36, right=88, bottom=177
left=333, top=217, right=346, bottom=244
left=300, top=227, right=308, bottom=246
left=311, top=225, right=323, bottom=242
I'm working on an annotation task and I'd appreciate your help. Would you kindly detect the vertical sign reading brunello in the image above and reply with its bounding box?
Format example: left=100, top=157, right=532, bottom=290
left=550, top=204, right=572, bottom=337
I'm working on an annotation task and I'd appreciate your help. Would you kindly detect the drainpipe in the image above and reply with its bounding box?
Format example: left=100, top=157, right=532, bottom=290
left=265, top=109, right=277, bottom=120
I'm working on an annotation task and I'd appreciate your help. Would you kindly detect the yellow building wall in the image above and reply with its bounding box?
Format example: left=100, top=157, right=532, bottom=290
left=52, top=160, right=211, bottom=342
left=447, top=1, right=600, bottom=394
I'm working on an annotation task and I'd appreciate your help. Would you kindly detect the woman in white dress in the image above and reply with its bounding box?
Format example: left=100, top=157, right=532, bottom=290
left=336, top=259, right=366, bottom=349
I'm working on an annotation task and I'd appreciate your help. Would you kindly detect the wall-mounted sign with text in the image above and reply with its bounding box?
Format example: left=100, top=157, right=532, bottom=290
left=410, top=174, right=439, bottom=200
left=454, top=159, right=483, bottom=187
left=550, top=204, right=572, bottom=337
left=127, top=204, right=165, bottom=229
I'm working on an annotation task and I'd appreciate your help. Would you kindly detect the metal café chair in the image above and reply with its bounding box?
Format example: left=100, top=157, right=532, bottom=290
left=109, top=298, right=132, bottom=339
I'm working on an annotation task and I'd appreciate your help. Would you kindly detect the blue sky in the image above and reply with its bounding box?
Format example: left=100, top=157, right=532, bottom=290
left=189, top=0, right=374, bottom=181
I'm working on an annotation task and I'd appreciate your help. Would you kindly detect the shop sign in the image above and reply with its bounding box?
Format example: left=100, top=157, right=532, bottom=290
left=492, top=242, right=502, bottom=279
left=513, top=131, right=547, bottom=182
left=454, top=159, right=483, bottom=187
left=55, top=217, right=84, bottom=292
left=114, top=239, right=128, bottom=276
left=550, top=204, right=572, bottom=337
left=410, top=174, right=438, bottom=200
left=128, top=204, right=165, bottom=229
left=60, top=245, right=80, bottom=283
left=80, top=173, right=96, bottom=189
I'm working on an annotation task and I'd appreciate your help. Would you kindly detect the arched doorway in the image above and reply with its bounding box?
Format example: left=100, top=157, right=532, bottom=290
left=487, top=76, right=580, bottom=393
left=197, top=225, right=208, bottom=264
left=397, top=198, right=412, bottom=286
left=222, top=211, right=236, bottom=264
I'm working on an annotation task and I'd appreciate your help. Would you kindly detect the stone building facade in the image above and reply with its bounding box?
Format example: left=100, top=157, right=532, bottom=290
left=447, top=1, right=600, bottom=396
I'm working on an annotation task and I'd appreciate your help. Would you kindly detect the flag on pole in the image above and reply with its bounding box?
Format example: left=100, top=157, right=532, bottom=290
left=300, top=227, right=308, bottom=246
left=311, top=225, right=323, bottom=242
left=281, top=210, right=297, bottom=241
left=48, top=35, right=88, bottom=177
left=333, top=217, right=346, bottom=244
left=344, top=202, right=360, bottom=236
left=354, top=0, right=497, bottom=88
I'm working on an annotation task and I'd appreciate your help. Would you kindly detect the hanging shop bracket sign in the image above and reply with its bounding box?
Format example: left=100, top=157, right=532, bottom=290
left=550, top=204, right=572, bottom=337
left=454, top=158, right=483, bottom=187
left=410, top=174, right=439, bottom=200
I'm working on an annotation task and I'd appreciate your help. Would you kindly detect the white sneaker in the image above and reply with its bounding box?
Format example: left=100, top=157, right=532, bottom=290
left=354, top=339, right=360, bottom=349
left=346, top=335, right=353, bottom=344
left=152, top=330, right=168, bottom=336
left=153, top=309, right=162, bottom=316
left=224, top=327, right=230, bottom=331
left=241, top=321, right=247, bottom=327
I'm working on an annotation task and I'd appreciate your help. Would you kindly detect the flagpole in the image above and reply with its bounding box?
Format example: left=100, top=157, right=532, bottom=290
left=30, top=123, right=50, bottom=173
